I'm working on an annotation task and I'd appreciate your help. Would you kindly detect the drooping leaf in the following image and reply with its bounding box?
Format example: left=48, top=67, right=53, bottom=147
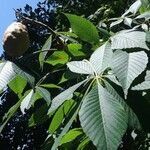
left=0, top=90, right=31, bottom=133
left=0, top=61, right=18, bottom=92
left=67, top=43, right=85, bottom=57
left=67, top=60, right=94, bottom=75
left=36, top=86, right=51, bottom=105
left=51, top=101, right=81, bottom=150
left=79, top=84, right=128, bottom=150
left=111, top=30, right=149, bottom=50
left=104, top=80, right=141, bottom=130
left=132, top=70, right=150, bottom=90
left=20, top=89, right=34, bottom=114
left=0, top=99, right=21, bottom=133
left=122, top=0, right=142, bottom=16
left=45, top=51, right=69, bottom=66
left=48, top=79, right=88, bottom=114
left=48, top=100, right=75, bottom=134
left=140, top=0, right=150, bottom=13
left=39, top=35, right=52, bottom=69
left=136, top=11, right=150, bottom=20
left=0, top=61, right=34, bottom=93
left=90, top=42, right=112, bottom=74
left=111, top=50, right=148, bottom=96
left=77, top=137, right=90, bottom=150
left=65, top=13, right=99, bottom=44
left=60, top=128, right=83, bottom=145
left=8, top=75, right=27, bottom=96
left=110, top=19, right=123, bottom=28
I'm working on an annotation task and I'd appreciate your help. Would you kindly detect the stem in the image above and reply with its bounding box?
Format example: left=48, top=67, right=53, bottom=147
left=19, top=49, right=57, bottom=60
left=36, top=68, right=66, bottom=87
left=36, top=72, right=51, bottom=86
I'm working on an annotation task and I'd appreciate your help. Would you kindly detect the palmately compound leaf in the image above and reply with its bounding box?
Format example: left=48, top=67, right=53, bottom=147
left=67, top=60, right=94, bottom=75
left=132, top=70, right=150, bottom=90
left=79, top=84, right=128, bottom=150
left=65, top=13, right=99, bottom=44
left=68, top=42, right=112, bottom=76
left=89, top=42, right=113, bottom=74
left=111, top=30, right=149, bottom=50
left=20, top=89, right=34, bottom=114
left=48, top=79, right=88, bottom=114
left=111, top=50, right=148, bottom=96
left=0, top=61, right=34, bottom=93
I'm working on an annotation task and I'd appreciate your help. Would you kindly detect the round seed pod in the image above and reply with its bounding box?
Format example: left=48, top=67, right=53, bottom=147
left=2, top=22, right=30, bottom=57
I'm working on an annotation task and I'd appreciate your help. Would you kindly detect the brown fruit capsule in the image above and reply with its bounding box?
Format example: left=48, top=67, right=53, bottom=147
left=2, top=22, right=30, bottom=57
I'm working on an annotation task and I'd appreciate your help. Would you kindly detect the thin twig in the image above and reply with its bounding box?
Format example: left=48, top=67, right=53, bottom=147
left=36, top=72, right=51, bottom=86
left=36, top=68, right=66, bottom=86
left=19, top=49, right=57, bottom=60
left=22, top=16, right=65, bottom=46
left=14, top=9, right=65, bottom=46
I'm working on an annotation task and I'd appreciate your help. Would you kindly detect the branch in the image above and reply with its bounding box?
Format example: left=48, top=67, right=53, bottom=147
left=14, top=9, right=65, bottom=47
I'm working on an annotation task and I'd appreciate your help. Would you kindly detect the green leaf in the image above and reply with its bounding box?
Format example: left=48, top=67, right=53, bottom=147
left=49, top=79, right=88, bottom=114
left=77, top=136, right=90, bottom=150
left=104, top=74, right=121, bottom=86
left=61, top=128, right=83, bottom=145
left=48, top=100, right=75, bottom=134
left=79, top=84, right=128, bottom=150
left=111, top=30, right=149, bottom=50
left=58, top=32, right=78, bottom=38
left=45, top=51, right=69, bottom=66
left=8, top=75, right=27, bottom=96
left=136, top=11, right=150, bottom=20
left=110, top=19, right=123, bottom=28
left=20, top=89, right=35, bottom=114
left=36, top=87, right=51, bottom=105
left=51, top=101, right=81, bottom=150
left=67, top=44, right=85, bottom=57
left=39, top=35, right=52, bottom=69
left=122, top=0, right=142, bottom=16
left=104, top=80, right=141, bottom=130
left=111, top=50, right=148, bottom=96
left=140, top=0, right=150, bottom=13
left=68, top=42, right=112, bottom=75
left=0, top=99, right=21, bottom=133
left=48, top=79, right=88, bottom=114
left=90, top=42, right=112, bottom=74
left=0, top=61, right=18, bottom=92
left=0, top=90, right=31, bottom=133
left=0, top=61, right=34, bottom=93
left=124, top=17, right=133, bottom=27
left=146, top=31, right=150, bottom=43
left=40, top=83, right=62, bottom=89
left=67, top=60, right=94, bottom=75
left=132, top=70, right=150, bottom=90
left=65, top=13, right=99, bottom=44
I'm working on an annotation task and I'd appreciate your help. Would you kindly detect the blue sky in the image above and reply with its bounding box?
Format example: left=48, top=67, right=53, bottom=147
left=0, top=0, right=40, bottom=55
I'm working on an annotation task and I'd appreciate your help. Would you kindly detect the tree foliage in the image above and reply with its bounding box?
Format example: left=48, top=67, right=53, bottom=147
left=0, top=0, right=150, bottom=149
